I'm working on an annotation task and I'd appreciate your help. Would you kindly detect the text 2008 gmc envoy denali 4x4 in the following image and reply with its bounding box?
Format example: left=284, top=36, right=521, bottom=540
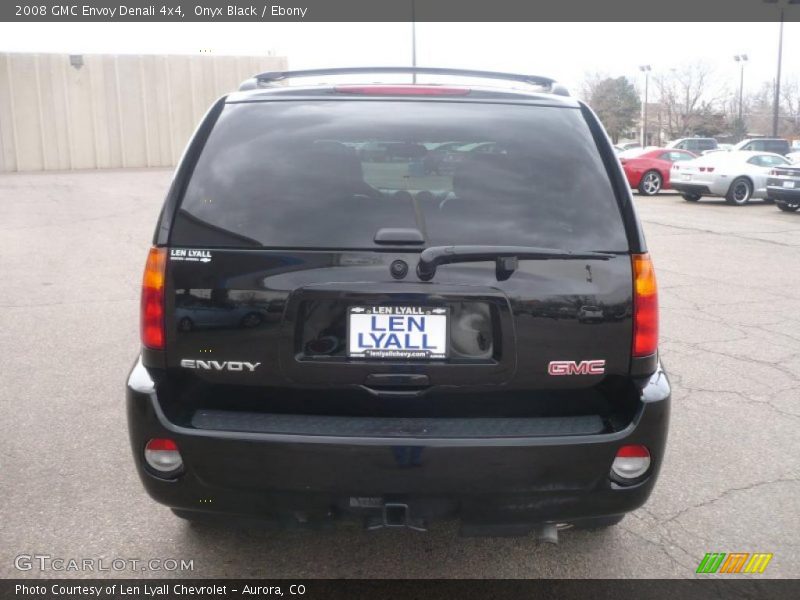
left=127, top=67, right=670, bottom=540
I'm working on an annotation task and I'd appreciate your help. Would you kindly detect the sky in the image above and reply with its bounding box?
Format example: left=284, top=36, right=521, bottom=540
left=1, top=21, right=798, bottom=99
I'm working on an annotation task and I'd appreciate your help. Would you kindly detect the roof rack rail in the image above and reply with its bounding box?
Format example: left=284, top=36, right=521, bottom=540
left=238, top=67, right=570, bottom=96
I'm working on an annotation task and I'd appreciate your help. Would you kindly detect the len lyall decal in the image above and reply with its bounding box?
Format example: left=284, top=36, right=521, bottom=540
left=170, top=248, right=212, bottom=263
left=696, top=552, right=773, bottom=574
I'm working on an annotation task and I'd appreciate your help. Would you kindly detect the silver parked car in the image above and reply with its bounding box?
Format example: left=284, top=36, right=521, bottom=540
left=670, top=151, right=791, bottom=205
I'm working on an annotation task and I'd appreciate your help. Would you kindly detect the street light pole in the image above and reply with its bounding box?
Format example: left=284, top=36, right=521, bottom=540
left=639, top=65, right=652, bottom=146
left=411, top=0, right=417, bottom=83
left=734, top=54, right=748, bottom=135
left=773, top=7, right=784, bottom=136
left=765, top=0, right=800, bottom=137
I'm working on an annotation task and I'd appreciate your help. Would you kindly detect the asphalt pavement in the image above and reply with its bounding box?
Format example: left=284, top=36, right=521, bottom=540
left=1, top=169, right=798, bottom=578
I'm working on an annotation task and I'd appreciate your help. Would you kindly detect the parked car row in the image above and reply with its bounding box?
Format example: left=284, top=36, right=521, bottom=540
left=354, top=139, right=506, bottom=173
left=619, top=139, right=800, bottom=210
left=617, top=137, right=798, bottom=157
left=670, top=151, right=792, bottom=205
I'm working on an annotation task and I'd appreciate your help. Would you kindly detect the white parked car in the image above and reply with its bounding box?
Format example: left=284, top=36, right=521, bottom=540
left=700, top=144, right=734, bottom=156
left=670, top=151, right=791, bottom=205
left=786, top=151, right=800, bottom=164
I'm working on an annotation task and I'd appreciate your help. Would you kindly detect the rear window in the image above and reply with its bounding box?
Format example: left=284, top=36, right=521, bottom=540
left=743, top=140, right=789, bottom=154
left=765, top=140, right=789, bottom=154
left=172, top=101, right=628, bottom=251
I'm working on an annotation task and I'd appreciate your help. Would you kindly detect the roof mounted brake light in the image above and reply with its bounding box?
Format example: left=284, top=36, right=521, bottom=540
left=333, top=85, right=471, bottom=96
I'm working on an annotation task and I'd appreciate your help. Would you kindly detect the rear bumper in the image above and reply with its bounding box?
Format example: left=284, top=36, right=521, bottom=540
left=623, top=168, right=642, bottom=189
left=767, top=185, right=800, bottom=202
left=126, top=358, right=671, bottom=527
left=670, top=183, right=712, bottom=195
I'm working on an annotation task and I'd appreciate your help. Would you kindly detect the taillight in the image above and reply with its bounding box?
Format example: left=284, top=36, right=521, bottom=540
left=333, top=85, right=471, bottom=96
left=144, top=438, right=183, bottom=474
left=611, top=445, right=651, bottom=480
left=141, top=247, right=167, bottom=349
left=632, top=253, right=658, bottom=357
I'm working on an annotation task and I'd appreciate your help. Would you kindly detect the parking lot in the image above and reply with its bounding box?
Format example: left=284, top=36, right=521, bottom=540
left=1, top=168, right=799, bottom=579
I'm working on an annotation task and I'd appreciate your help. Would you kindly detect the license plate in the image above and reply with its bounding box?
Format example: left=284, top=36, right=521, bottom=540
left=348, top=306, right=448, bottom=359
left=784, top=180, right=796, bottom=189
left=681, top=174, right=692, bottom=181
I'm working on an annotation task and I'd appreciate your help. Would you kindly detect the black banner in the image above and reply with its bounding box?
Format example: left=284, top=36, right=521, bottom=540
left=3, top=0, right=800, bottom=22
left=2, top=579, right=800, bottom=600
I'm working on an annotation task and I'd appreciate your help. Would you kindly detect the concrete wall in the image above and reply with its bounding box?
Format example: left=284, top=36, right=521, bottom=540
left=0, top=52, right=288, bottom=172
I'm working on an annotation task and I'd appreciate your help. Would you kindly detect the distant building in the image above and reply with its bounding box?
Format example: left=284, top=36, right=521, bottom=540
left=0, top=52, right=288, bottom=172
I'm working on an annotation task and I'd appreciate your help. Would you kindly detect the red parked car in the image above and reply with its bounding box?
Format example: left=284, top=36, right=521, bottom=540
left=620, top=148, right=697, bottom=196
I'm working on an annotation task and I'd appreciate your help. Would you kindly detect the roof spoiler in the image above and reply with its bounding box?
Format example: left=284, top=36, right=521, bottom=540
left=238, top=67, right=570, bottom=96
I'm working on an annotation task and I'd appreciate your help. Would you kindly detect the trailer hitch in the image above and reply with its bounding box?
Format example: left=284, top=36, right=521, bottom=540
left=365, top=502, right=428, bottom=532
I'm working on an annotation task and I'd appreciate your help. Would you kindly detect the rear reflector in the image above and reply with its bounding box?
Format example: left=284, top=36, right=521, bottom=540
left=144, top=438, right=183, bottom=474
left=141, top=247, right=167, bottom=350
left=611, top=445, right=651, bottom=479
left=632, top=253, right=658, bottom=357
left=333, top=85, right=471, bottom=96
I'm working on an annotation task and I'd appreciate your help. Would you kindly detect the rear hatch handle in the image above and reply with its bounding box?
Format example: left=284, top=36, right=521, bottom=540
left=416, top=246, right=616, bottom=281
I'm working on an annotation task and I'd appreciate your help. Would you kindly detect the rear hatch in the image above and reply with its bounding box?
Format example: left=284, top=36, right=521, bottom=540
left=159, top=97, right=638, bottom=423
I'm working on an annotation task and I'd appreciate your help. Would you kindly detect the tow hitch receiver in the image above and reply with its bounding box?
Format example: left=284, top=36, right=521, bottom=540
left=365, top=503, right=428, bottom=532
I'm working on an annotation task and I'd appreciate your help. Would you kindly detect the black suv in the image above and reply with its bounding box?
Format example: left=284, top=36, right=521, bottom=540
left=734, top=138, right=792, bottom=156
left=667, top=137, right=718, bottom=154
left=127, top=67, right=670, bottom=539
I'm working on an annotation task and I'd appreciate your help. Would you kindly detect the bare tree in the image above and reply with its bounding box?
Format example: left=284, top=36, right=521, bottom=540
left=745, top=82, right=779, bottom=137
left=781, top=76, right=800, bottom=136
left=578, top=71, right=608, bottom=104
left=653, top=63, right=723, bottom=139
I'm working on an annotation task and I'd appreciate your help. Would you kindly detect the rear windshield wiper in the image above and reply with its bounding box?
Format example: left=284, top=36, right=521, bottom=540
left=416, top=245, right=616, bottom=281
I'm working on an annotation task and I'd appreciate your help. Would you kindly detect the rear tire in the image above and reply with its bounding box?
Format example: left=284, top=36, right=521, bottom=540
left=637, top=170, right=662, bottom=196
left=682, top=193, right=701, bottom=202
left=726, top=177, right=752, bottom=205
left=569, top=514, right=625, bottom=530
left=777, top=200, right=800, bottom=212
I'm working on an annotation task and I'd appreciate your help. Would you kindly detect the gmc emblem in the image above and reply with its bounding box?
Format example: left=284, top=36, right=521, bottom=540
left=548, top=360, right=606, bottom=376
